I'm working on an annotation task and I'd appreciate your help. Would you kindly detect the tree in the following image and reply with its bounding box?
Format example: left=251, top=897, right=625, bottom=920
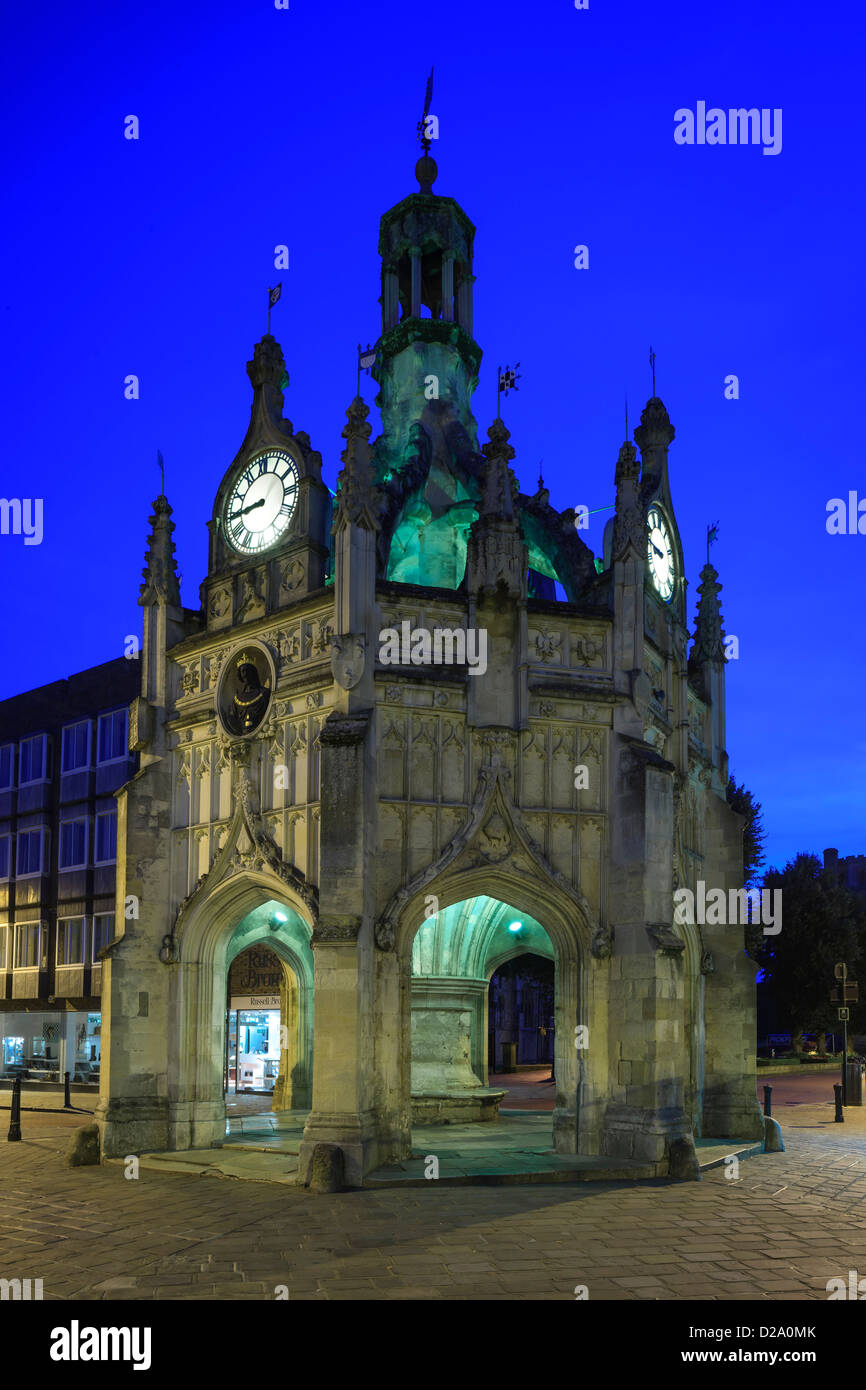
left=726, top=776, right=767, bottom=959
left=726, top=776, right=767, bottom=887
left=753, top=853, right=866, bottom=1048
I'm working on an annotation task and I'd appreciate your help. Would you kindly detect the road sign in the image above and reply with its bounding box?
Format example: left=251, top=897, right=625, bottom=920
left=830, top=982, right=859, bottom=1004
left=839, top=1007, right=850, bottom=1022
left=835, top=962, right=848, bottom=981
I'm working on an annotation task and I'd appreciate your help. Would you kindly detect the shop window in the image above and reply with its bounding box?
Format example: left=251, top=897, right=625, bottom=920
left=97, top=709, right=128, bottom=764
left=19, top=735, right=49, bottom=785
left=61, top=721, right=91, bottom=773
left=92, top=914, right=115, bottom=959
left=17, top=827, right=47, bottom=877
left=94, top=811, right=117, bottom=864
left=59, top=818, right=88, bottom=870
left=2, top=1036, right=23, bottom=1067
left=13, top=921, right=44, bottom=969
left=57, top=916, right=86, bottom=966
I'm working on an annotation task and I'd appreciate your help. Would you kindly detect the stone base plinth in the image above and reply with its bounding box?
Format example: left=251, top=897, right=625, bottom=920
left=411, top=1089, right=506, bottom=1125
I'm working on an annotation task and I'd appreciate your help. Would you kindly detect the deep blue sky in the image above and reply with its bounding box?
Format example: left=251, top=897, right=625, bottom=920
left=1, top=0, right=863, bottom=871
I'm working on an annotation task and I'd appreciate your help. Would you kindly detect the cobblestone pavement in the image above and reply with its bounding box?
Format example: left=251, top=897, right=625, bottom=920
left=1, top=1107, right=866, bottom=1301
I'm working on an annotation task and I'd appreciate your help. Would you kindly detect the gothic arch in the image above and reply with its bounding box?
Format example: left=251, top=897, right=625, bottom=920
left=163, top=868, right=314, bottom=1150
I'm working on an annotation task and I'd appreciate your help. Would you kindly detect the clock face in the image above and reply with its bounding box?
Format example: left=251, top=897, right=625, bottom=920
left=646, top=506, right=675, bottom=601
left=224, top=450, right=299, bottom=555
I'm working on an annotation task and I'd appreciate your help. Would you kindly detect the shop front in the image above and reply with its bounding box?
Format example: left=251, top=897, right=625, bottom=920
left=225, top=995, right=281, bottom=1094
left=0, top=1009, right=101, bottom=1083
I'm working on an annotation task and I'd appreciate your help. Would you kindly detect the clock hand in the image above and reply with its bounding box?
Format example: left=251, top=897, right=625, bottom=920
left=651, top=542, right=664, bottom=558
left=229, top=498, right=267, bottom=520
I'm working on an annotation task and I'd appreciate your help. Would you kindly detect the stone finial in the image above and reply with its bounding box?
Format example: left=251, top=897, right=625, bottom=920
left=634, top=396, right=675, bottom=486
left=479, top=418, right=518, bottom=521
left=633, top=397, right=675, bottom=452
left=415, top=154, right=438, bottom=193
left=691, top=563, right=726, bottom=664
left=612, top=440, right=643, bottom=559
left=139, top=495, right=180, bottom=607
left=467, top=418, right=525, bottom=599
left=246, top=334, right=291, bottom=432
left=334, top=397, right=379, bottom=530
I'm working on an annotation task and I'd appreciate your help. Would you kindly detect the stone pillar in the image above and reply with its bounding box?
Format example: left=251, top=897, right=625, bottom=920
left=456, top=275, right=473, bottom=336
left=410, top=250, right=422, bottom=318
left=441, top=254, right=454, bottom=321
left=602, top=744, right=698, bottom=1171
left=382, top=269, right=399, bottom=330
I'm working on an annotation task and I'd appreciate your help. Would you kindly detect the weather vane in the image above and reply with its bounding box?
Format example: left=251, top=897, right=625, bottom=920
left=417, top=67, right=434, bottom=154
left=497, top=363, right=521, bottom=419
left=706, top=521, right=720, bottom=566
left=649, top=345, right=657, bottom=397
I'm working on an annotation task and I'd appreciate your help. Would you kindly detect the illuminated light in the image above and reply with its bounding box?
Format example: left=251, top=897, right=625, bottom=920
left=508, top=921, right=522, bottom=933
left=271, top=911, right=288, bottom=925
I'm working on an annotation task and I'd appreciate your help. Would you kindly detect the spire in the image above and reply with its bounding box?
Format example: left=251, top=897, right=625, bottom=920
left=479, top=418, right=517, bottom=518
left=246, top=334, right=290, bottom=433
left=139, top=495, right=180, bottom=607
left=634, top=396, right=675, bottom=489
left=611, top=438, right=643, bottom=560
left=691, top=563, right=726, bottom=664
left=466, top=418, right=525, bottom=598
left=334, top=397, right=380, bottom=531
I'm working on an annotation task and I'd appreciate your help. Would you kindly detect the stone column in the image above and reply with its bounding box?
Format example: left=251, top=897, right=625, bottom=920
left=441, top=254, right=454, bottom=322
left=382, top=269, right=399, bottom=330
left=410, top=249, right=422, bottom=318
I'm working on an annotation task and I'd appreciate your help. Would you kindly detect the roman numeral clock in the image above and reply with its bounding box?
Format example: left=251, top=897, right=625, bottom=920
left=224, top=449, right=300, bottom=555
left=202, top=334, right=332, bottom=636
left=646, top=504, right=676, bottom=602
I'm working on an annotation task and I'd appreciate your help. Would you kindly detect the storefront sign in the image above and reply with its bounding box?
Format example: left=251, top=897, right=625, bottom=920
left=230, top=995, right=280, bottom=1011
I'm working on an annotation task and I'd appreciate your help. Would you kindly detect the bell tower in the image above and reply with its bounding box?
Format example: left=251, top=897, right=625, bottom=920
left=373, top=152, right=482, bottom=476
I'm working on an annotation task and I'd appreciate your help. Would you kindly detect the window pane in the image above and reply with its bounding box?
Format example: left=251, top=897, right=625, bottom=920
left=98, top=710, right=128, bottom=762
left=20, top=737, right=46, bottom=783
left=15, top=923, right=40, bottom=969
left=58, top=917, right=84, bottom=966
left=92, top=914, right=115, bottom=958
left=0, top=745, right=12, bottom=789
left=96, top=812, right=117, bottom=862
left=60, top=820, right=86, bottom=869
left=61, top=722, right=89, bottom=772
left=17, top=830, right=43, bottom=876
left=0, top=837, right=9, bottom=878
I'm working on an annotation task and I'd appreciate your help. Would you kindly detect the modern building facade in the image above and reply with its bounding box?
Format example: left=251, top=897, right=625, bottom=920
left=4, top=150, right=764, bottom=1183
left=0, top=660, right=139, bottom=1082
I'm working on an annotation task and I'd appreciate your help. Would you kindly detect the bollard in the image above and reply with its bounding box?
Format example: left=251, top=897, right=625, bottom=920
left=7, top=1075, right=22, bottom=1142
left=834, top=1083, right=844, bottom=1123
left=763, top=1084, right=772, bottom=1117
left=64, top=1071, right=71, bottom=1108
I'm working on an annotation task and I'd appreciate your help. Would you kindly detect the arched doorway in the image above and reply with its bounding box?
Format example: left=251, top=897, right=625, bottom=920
left=222, top=900, right=313, bottom=1122
left=488, top=953, right=555, bottom=1072
left=409, top=895, right=561, bottom=1137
